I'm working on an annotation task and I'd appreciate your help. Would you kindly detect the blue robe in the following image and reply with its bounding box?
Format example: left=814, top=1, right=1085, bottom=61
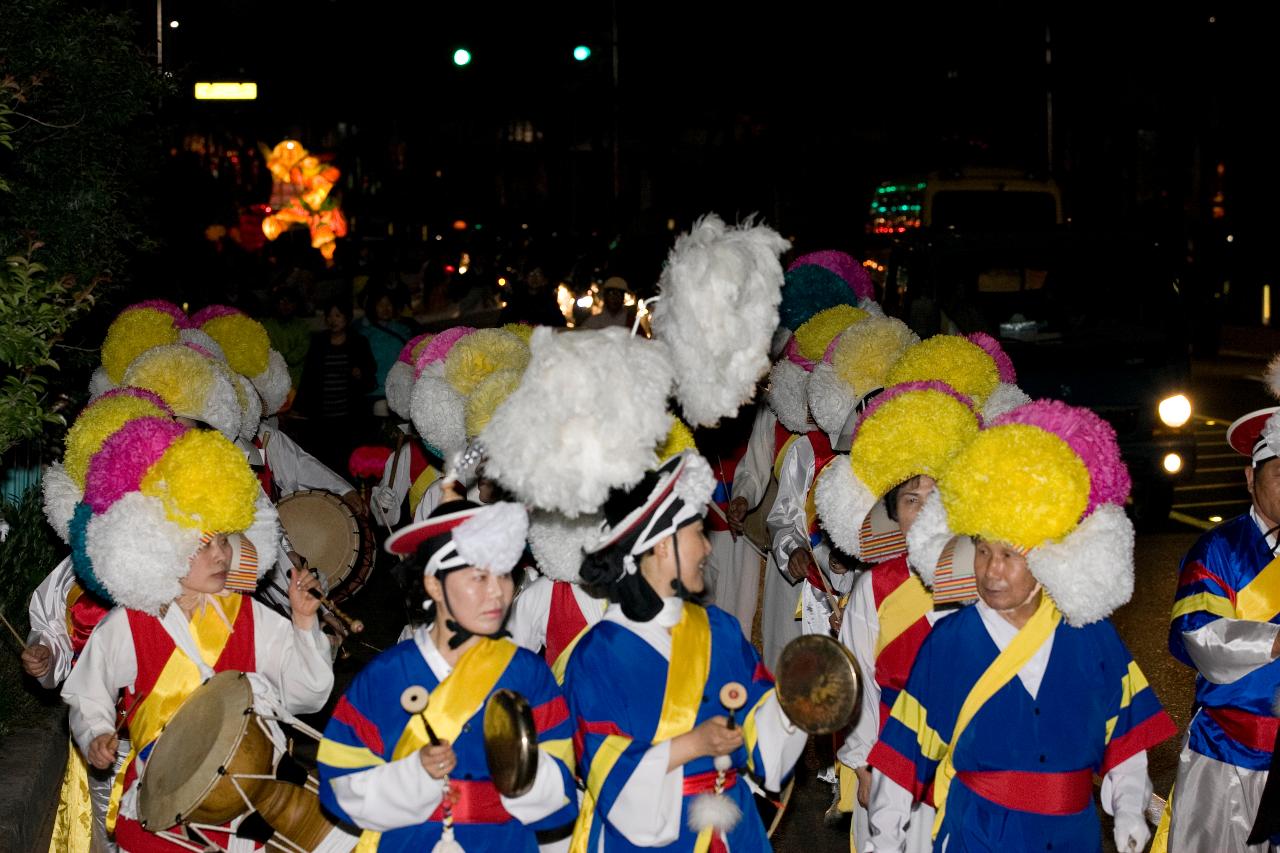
left=563, top=604, right=788, bottom=852
left=871, top=605, right=1174, bottom=852
left=1169, top=512, right=1280, bottom=772
left=317, top=637, right=577, bottom=852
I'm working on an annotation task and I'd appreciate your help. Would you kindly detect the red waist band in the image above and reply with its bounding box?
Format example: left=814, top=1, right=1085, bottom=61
left=683, top=768, right=738, bottom=796
left=1205, top=706, right=1280, bottom=753
left=428, top=779, right=513, bottom=824
left=956, top=768, right=1094, bottom=816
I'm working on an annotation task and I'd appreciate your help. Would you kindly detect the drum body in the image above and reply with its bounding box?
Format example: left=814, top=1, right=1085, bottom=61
left=138, top=671, right=338, bottom=849
left=276, top=489, right=374, bottom=603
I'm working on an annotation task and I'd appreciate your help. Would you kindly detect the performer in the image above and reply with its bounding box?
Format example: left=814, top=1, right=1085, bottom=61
left=60, top=418, right=334, bottom=851
left=697, top=412, right=762, bottom=638
left=565, top=451, right=808, bottom=852
left=317, top=500, right=578, bottom=851
left=867, top=403, right=1174, bottom=852
left=1165, top=398, right=1280, bottom=851
left=815, top=381, right=984, bottom=851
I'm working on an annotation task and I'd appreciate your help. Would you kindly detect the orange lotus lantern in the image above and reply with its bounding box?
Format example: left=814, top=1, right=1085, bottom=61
left=259, top=138, right=347, bottom=262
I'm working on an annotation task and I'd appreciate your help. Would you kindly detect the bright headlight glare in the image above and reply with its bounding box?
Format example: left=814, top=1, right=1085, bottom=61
left=1158, top=394, right=1192, bottom=428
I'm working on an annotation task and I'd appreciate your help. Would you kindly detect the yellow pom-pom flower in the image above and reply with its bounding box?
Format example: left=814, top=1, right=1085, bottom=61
left=502, top=323, right=535, bottom=344
left=794, top=305, right=867, bottom=362
left=940, top=424, right=1091, bottom=550
left=202, top=313, right=270, bottom=378
left=851, top=389, right=980, bottom=498
left=831, top=317, right=917, bottom=399
left=444, top=329, right=530, bottom=396
left=884, top=336, right=999, bottom=407
left=101, top=309, right=181, bottom=384
left=139, top=430, right=258, bottom=533
left=124, top=347, right=217, bottom=421
left=466, top=369, right=523, bottom=437
left=657, top=416, right=696, bottom=462
left=64, top=396, right=169, bottom=487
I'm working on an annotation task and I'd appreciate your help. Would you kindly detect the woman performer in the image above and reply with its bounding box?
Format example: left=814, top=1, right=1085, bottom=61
left=317, top=499, right=578, bottom=851
left=60, top=418, right=335, bottom=851
left=564, top=450, right=808, bottom=852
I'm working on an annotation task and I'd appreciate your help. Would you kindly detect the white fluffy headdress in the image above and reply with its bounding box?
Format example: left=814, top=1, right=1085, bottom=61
left=410, top=367, right=468, bottom=461
left=650, top=214, right=789, bottom=427
left=481, top=326, right=675, bottom=516
left=767, top=359, right=812, bottom=434
left=41, top=462, right=80, bottom=544
left=527, top=510, right=602, bottom=583
left=454, top=502, right=530, bottom=575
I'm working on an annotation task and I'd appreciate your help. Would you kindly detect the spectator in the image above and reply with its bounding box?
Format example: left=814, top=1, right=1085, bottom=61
left=356, top=284, right=414, bottom=412
left=260, top=286, right=312, bottom=392
left=296, top=300, right=376, bottom=474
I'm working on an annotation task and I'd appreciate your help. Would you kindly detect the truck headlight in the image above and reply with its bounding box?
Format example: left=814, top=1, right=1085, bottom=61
left=1158, top=394, right=1192, bottom=428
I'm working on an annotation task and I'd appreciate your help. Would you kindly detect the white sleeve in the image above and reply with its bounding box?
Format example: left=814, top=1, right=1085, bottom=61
left=839, top=574, right=881, bottom=770
left=264, top=428, right=353, bottom=496
left=508, top=578, right=552, bottom=654
left=251, top=601, right=334, bottom=715
left=26, top=557, right=77, bottom=689
left=750, top=692, right=808, bottom=792
left=767, top=438, right=815, bottom=572
left=732, top=408, right=778, bottom=510
left=329, top=754, right=445, bottom=832
left=866, top=768, right=913, bottom=852
left=414, top=480, right=446, bottom=522
left=61, top=609, right=136, bottom=755
left=1100, top=750, right=1152, bottom=818
left=500, top=748, right=573, bottom=824
left=1181, top=619, right=1280, bottom=684
left=605, top=740, right=684, bottom=846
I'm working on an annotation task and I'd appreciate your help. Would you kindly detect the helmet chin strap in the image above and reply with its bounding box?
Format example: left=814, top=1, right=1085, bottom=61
left=993, top=581, right=1043, bottom=615
left=439, top=572, right=510, bottom=650
left=668, top=533, right=701, bottom=602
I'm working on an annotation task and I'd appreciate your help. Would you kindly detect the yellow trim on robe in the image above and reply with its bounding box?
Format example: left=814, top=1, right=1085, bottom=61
left=569, top=734, right=632, bottom=853
left=773, top=434, right=802, bottom=482
left=1235, top=552, right=1280, bottom=622
left=875, top=573, right=933, bottom=657
left=407, top=465, right=441, bottom=517
left=1170, top=591, right=1236, bottom=622
left=317, top=740, right=386, bottom=770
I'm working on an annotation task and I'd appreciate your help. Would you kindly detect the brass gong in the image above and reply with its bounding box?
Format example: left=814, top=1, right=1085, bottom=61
left=483, top=688, right=539, bottom=797
left=774, top=634, right=860, bottom=735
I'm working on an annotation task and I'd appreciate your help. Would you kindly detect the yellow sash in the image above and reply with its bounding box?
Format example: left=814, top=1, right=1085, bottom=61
left=570, top=603, right=714, bottom=853
left=407, top=464, right=441, bottom=516
left=47, top=740, right=94, bottom=853
left=1235, top=552, right=1280, bottom=622
left=355, top=638, right=517, bottom=851
left=931, top=596, right=1061, bottom=839
left=875, top=574, right=933, bottom=657
left=772, top=434, right=802, bottom=482
left=106, top=594, right=243, bottom=832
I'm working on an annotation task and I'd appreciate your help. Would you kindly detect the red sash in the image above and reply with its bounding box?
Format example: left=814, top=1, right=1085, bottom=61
left=803, top=431, right=837, bottom=544
left=1205, top=706, right=1280, bottom=753
left=956, top=768, right=1094, bottom=815
left=682, top=768, right=738, bottom=795
left=545, top=581, right=589, bottom=666
left=66, top=582, right=111, bottom=661
left=427, top=779, right=513, bottom=824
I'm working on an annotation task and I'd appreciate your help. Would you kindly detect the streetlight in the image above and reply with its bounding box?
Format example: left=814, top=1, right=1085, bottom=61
left=453, top=48, right=472, bottom=67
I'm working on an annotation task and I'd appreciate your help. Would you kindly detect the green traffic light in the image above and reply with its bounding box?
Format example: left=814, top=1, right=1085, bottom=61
left=573, top=45, right=591, bottom=61
left=453, top=48, right=472, bottom=67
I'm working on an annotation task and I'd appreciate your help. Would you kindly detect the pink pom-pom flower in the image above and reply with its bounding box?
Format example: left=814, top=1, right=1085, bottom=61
left=349, top=445, right=393, bottom=480
left=83, top=418, right=187, bottom=513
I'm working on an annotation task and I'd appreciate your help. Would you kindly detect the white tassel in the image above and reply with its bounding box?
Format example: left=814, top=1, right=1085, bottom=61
left=431, top=834, right=465, bottom=853
left=687, top=792, right=742, bottom=834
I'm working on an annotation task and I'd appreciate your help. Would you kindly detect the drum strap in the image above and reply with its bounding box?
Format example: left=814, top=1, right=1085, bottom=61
left=930, top=596, right=1061, bottom=839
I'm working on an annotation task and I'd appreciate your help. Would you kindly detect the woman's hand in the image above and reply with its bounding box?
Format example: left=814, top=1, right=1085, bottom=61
left=288, top=567, right=322, bottom=630
left=419, top=741, right=457, bottom=780
left=88, top=733, right=119, bottom=770
left=668, top=715, right=744, bottom=770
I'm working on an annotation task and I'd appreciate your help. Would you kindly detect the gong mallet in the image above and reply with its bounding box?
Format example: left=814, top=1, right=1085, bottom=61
left=400, top=686, right=458, bottom=845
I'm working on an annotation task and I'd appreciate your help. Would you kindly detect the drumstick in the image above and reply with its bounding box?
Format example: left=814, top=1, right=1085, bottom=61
left=400, top=686, right=442, bottom=745
left=808, top=550, right=842, bottom=613
left=0, top=610, right=26, bottom=650
left=706, top=502, right=769, bottom=559
left=720, top=682, right=747, bottom=730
